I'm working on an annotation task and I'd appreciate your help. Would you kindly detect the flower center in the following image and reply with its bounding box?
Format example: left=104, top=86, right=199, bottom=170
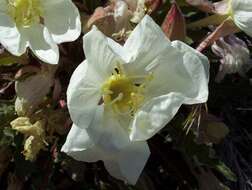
left=7, top=0, right=43, bottom=28
left=102, top=66, right=152, bottom=115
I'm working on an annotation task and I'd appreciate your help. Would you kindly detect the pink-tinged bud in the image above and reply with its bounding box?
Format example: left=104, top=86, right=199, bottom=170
left=186, top=0, right=230, bottom=15
left=86, top=6, right=115, bottom=36
left=161, top=2, right=186, bottom=41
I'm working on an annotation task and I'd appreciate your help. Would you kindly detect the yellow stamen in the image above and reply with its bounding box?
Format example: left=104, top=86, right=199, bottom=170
left=7, top=0, right=43, bottom=28
left=101, top=65, right=152, bottom=115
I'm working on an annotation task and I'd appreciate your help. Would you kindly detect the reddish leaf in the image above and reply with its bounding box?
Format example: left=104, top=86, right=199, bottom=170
left=162, top=2, right=186, bottom=41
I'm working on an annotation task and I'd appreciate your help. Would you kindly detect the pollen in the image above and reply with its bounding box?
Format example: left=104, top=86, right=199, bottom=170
left=7, top=0, right=43, bottom=28
left=102, top=66, right=151, bottom=115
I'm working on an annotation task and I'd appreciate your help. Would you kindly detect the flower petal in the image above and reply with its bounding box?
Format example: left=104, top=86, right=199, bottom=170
left=62, top=106, right=104, bottom=162
left=23, top=24, right=59, bottom=64
left=130, top=93, right=185, bottom=141
left=171, top=40, right=209, bottom=103
left=232, top=10, right=252, bottom=37
left=62, top=123, right=150, bottom=185
left=83, top=26, right=120, bottom=79
left=0, top=13, right=27, bottom=56
left=86, top=107, right=131, bottom=152
left=231, top=0, right=252, bottom=12
left=104, top=141, right=150, bottom=184
left=144, top=41, right=209, bottom=102
left=130, top=41, right=209, bottom=141
left=231, top=0, right=252, bottom=37
left=123, top=15, right=172, bottom=75
left=43, top=0, right=81, bottom=43
left=0, top=0, right=7, bottom=11
left=142, top=47, right=186, bottom=98
left=61, top=124, right=100, bottom=162
left=67, top=61, right=102, bottom=129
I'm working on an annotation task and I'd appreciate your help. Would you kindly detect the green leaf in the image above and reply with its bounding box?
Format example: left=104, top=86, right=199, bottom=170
left=0, top=56, right=18, bottom=66
left=215, top=161, right=237, bottom=182
left=0, top=127, right=15, bottom=146
left=0, top=103, right=16, bottom=126
left=176, top=0, right=188, bottom=7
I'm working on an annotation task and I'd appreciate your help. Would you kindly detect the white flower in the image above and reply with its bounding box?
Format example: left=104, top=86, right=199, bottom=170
left=0, top=0, right=81, bottom=64
left=230, top=0, right=252, bottom=37
left=62, top=15, right=209, bottom=184
left=187, top=0, right=252, bottom=51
